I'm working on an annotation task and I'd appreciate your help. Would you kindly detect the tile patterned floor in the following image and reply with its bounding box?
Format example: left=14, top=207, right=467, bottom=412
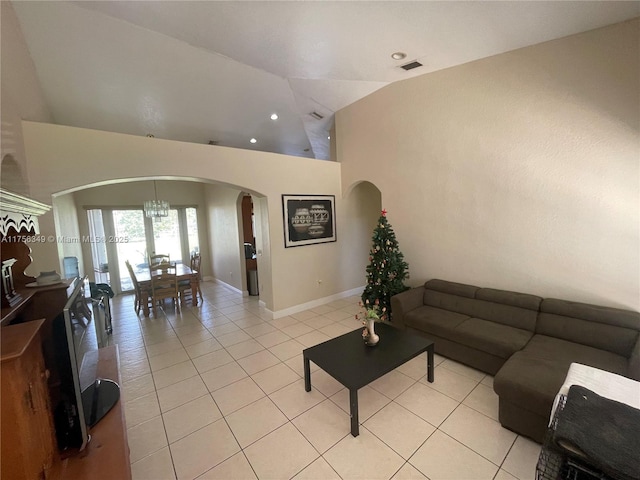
left=108, top=282, right=542, bottom=480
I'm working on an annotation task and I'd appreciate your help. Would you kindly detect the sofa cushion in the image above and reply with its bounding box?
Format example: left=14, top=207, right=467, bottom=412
left=451, top=318, right=534, bottom=359
left=537, top=313, right=639, bottom=357
left=476, top=288, right=542, bottom=311
left=522, top=335, right=629, bottom=373
left=466, top=298, right=538, bottom=331
left=475, top=288, right=542, bottom=331
left=494, top=351, right=571, bottom=418
left=424, top=289, right=539, bottom=331
left=494, top=335, right=629, bottom=417
left=424, top=279, right=478, bottom=298
left=405, top=305, right=469, bottom=338
left=423, top=290, right=480, bottom=316
left=537, top=298, right=640, bottom=357
left=495, top=353, right=569, bottom=417
left=541, top=298, right=640, bottom=330
left=422, top=280, right=541, bottom=331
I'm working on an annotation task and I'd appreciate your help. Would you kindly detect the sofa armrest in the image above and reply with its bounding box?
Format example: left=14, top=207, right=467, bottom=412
left=391, top=287, right=424, bottom=328
left=628, top=334, right=640, bottom=381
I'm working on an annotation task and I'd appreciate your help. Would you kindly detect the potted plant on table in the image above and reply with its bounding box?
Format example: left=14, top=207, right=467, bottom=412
left=356, top=300, right=384, bottom=346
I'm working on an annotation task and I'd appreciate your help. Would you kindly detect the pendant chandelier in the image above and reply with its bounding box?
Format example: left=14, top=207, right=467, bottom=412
left=144, top=181, right=169, bottom=218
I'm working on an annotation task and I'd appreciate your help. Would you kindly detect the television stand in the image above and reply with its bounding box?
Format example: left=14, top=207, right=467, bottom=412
left=54, top=345, right=131, bottom=479
left=82, top=377, right=120, bottom=427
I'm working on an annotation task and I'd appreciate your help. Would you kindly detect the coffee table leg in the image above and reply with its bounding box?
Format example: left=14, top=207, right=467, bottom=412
left=304, top=356, right=311, bottom=392
left=349, top=389, right=359, bottom=437
left=427, top=345, right=434, bottom=383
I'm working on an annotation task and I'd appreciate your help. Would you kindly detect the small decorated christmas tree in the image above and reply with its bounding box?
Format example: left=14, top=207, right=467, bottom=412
left=361, top=210, right=410, bottom=321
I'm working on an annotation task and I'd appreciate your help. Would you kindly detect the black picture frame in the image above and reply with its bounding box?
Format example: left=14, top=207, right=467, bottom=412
left=282, top=195, right=336, bottom=247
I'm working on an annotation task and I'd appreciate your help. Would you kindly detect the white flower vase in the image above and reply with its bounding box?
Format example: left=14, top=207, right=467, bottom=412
left=365, top=318, right=380, bottom=346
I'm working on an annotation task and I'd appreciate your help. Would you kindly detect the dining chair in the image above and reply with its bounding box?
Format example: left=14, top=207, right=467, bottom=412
left=190, top=253, right=203, bottom=300
left=125, top=260, right=151, bottom=315
left=178, top=253, right=202, bottom=305
left=149, top=253, right=170, bottom=268
left=151, top=272, right=179, bottom=316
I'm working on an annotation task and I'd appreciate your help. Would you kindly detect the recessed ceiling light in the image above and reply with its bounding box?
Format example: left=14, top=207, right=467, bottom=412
left=250, top=138, right=257, bottom=144
left=327, top=136, right=331, bottom=140
left=391, top=52, right=407, bottom=60
left=270, top=113, right=278, bottom=120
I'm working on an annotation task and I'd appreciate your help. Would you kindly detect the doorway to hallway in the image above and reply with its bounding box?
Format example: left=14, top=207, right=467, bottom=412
left=241, top=194, right=258, bottom=296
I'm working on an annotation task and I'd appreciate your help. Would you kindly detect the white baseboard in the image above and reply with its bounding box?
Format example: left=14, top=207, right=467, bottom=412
left=212, top=277, right=243, bottom=295
left=268, top=286, right=364, bottom=319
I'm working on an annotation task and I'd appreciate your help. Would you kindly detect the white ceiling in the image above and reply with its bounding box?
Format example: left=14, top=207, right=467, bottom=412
left=12, top=1, right=640, bottom=160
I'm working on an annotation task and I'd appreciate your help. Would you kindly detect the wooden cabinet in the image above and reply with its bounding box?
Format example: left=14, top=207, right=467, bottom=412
left=1, top=319, right=58, bottom=480
left=0, top=207, right=131, bottom=478
left=1, top=284, right=132, bottom=480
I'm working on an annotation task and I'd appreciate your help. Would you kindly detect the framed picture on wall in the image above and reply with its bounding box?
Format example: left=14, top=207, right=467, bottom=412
left=282, top=195, right=336, bottom=248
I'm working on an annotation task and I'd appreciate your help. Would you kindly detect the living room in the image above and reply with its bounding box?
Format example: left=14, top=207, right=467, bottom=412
left=3, top=2, right=637, bottom=314
left=2, top=2, right=639, bottom=479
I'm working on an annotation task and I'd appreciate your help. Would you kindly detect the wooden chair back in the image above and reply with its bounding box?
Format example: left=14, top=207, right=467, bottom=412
left=126, top=260, right=151, bottom=315
left=178, top=253, right=203, bottom=305
left=190, top=253, right=202, bottom=279
left=151, top=272, right=179, bottom=315
left=149, top=254, right=170, bottom=268
left=125, top=260, right=138, bottom=287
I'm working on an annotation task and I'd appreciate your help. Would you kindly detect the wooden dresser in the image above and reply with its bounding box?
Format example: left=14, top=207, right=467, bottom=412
left=1, top=287, right=132, bottom=479
left=1, top=193, right=130, bottom=479
left=1, top=319, right=57, bottom=480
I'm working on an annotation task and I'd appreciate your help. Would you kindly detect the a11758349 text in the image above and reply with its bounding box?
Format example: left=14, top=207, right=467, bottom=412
left=1, top=235, right=129, bottom=244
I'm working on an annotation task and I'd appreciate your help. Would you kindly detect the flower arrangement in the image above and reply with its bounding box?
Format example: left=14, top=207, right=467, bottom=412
left=355, top=299, right=385, bottom=342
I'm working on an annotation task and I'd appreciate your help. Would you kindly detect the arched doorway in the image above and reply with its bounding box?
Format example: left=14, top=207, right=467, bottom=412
left=51, top=178, right=270, bottom=299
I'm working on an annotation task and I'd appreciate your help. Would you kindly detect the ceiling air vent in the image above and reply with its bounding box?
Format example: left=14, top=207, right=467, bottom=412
left=400, top=61, right=423, bottom=71
left=309, top=111, right=324, bottom=120
left=208, top=140, right=219, bottom=145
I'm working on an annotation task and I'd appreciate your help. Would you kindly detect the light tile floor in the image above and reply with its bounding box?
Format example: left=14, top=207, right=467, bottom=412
left=109, top=281, right=541, bottom=480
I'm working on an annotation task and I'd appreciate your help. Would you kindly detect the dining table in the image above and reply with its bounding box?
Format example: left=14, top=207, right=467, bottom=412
left=136, top=263, right=199, bottom=316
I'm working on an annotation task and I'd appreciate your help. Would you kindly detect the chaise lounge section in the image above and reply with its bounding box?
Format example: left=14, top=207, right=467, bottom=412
left=493, top=297, right=640, bottom=442
left=391, top=279, right=640, bottom=442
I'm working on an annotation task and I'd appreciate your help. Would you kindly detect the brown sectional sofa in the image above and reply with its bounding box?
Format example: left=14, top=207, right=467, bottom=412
left=391, top=279, right=640, bottom=443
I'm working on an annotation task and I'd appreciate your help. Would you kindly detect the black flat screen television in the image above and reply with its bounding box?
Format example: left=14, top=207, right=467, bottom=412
left=53, top=278, right=120, bottom=451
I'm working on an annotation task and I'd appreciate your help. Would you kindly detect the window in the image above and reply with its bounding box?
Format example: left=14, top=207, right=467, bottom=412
left=86, top=206, right=199, bottom=293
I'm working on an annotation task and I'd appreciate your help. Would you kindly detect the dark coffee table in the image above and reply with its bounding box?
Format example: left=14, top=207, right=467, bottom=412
left=303, top=322, right=434, bottom=437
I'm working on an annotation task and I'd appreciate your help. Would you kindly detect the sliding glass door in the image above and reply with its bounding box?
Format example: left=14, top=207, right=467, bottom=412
left=87, top=209, right=109, bottom=284
left=112, top=210, right=148, bottom=291
left=86, top=207, right=199, bottom=293
left=149, top=209, right=183, bottom=264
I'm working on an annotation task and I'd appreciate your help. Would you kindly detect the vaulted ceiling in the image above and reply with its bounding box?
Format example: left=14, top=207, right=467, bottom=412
left=11, top=1, right=639, bottom=160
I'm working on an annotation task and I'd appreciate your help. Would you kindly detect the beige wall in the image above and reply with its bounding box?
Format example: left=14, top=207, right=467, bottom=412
left=341, top=181, right=383, bottom=288
left=51, top=193, right=83, bottom=276
left=20, top=122, right=368, bottom=313
left=1, top=1, right=52, bottom=195
left=204, top=184, right=243, bottom=291
left=337, top=19, right=640, bottom=310
left=253, top=196, right=272, bottom=305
